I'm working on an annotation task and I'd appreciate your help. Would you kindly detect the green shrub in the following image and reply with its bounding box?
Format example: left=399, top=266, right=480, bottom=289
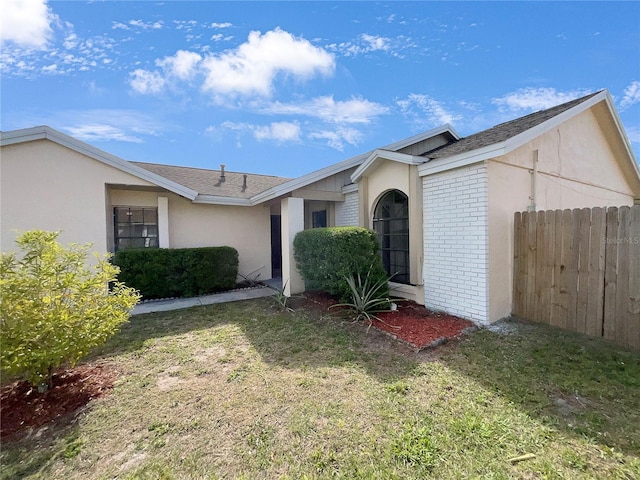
left=0, top=230, right=140, bottom=388
left=112, top=246, right=238, bottom=299
left=293, top=227, right=388, bottom=301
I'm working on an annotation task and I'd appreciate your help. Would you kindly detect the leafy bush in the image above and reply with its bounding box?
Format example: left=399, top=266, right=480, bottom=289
left=293, top=227, right=388, bottom=301
left=0, top=230, right=140, bottom=388
left=112, top=246, right=238, bottom=299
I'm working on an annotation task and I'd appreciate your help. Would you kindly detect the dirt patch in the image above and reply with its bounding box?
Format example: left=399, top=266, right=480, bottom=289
left=292, top=291, right=476, bottom=351
left=1, top=363, right=117, bottom=440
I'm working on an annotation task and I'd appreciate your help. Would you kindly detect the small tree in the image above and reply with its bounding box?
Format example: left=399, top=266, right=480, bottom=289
left=0, top=230, right=140, bottom=390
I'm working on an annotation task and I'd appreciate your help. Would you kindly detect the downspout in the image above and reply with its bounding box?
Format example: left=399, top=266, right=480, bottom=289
left=528, top=149, right=538, bottom=212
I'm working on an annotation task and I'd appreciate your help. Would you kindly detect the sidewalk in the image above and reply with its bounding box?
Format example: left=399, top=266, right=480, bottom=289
left=131, top=278, right=281, bottom=316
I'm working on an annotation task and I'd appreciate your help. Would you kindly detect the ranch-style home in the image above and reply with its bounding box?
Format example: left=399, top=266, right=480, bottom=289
left=2, top=89, right=639, bottom=324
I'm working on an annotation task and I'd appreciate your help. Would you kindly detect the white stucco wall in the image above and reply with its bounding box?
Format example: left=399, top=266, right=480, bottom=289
left=1, top=139, right=154, bottom=253
left=422, top=164, right=489, bottom=323
left=335, top=191, right=359, bottom=226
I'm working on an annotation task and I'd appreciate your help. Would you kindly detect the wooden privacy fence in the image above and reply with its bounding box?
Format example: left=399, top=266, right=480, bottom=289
left=513, top=205, right=640, bottom=349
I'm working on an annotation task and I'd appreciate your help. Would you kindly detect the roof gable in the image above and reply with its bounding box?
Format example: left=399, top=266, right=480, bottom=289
left=418, top=90, right=640, bottom=185
left=1, top=126, right=199, bottom=200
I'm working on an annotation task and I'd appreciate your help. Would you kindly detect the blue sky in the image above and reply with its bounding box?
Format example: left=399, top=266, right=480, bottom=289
left=2, top=1, right=639, bottom=178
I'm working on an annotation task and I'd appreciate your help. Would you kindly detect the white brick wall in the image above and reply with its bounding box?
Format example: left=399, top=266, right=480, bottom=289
left=422, top=164, right=489, bottom=324
left=335, top=191, right=359, bottom=226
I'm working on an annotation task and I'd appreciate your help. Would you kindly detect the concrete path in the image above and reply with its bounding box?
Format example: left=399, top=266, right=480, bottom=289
left=132, top=279, right=281, bottom=316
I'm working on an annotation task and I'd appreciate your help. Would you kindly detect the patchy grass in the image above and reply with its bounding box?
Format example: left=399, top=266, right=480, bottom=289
left=1, top=299, right=639, bottom=479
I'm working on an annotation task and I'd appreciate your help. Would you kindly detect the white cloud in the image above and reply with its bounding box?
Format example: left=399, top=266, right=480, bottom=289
left=64, top=124, right=144, bottom=143
left=397, top=94, right=459, bottom=126
left=254, top=122, right=301, bottom=142
left=128, top=19, right=164, bottom=30
left=201, top=28, right=335, bottom=98
left=328, top=33, right=392, bottom=57
left=625, top=125, right=639, bottom=144
left=221, top=120, right=301, bottom=143
left=1, top=0, right=56, bottom=50
left=39, top=109, right=165, bottom=143
left=620, top=81, right=640, bottom=110
left=129, top=69, right=166, bottom=94
left=309, top=126, right=363, bottom=151
left=211, top=22, right=233, bottom=29
left=157, top=50, right=202, bottom=80
left=361, top=34, right=390, bottom=52
left=263, top=96, right=388, bottom=124
left=492, top=87, right=591, bottom=112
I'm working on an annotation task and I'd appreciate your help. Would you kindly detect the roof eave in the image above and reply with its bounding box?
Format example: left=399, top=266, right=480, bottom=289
left=351, top=149, right=425, bottom=183
left=1, top=126, right=199, bottom=200
left=250, top=124, right=461, bottom=205
left=192, top=195, right=252, bottom=206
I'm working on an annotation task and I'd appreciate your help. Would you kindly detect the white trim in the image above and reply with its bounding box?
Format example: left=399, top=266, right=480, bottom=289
left=250, top=124, right=460, bottom=205
left=192, top=195, right=252, bottom=206
left=351, top=149, right=425, bottom=182
left=250, top=152, right=368, bottom=204
left=1, top=126, right=199, bottom=200
left=157, top=196, right=170, bottom=248
left=341, top=183, right=358, bottom=194
left=418, top=91, right=640, bottom=183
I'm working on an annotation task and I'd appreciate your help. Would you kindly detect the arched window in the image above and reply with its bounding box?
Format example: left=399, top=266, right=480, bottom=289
left=373, top=190, right=409, bottom=284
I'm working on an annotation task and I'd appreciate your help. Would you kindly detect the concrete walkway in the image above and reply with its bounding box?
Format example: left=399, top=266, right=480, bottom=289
left=132, top=278, right=281, bottom=316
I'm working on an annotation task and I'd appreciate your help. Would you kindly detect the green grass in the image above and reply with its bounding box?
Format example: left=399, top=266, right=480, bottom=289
left=2, top=298, right=639, bottom=479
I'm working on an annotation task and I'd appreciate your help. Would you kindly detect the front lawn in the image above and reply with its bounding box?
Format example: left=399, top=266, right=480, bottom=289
left=2, top=297, right=639, bottom=479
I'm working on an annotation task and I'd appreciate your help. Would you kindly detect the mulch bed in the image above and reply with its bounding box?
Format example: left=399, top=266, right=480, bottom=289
left=0, top=364, right=117, bottom=440
left=297, top=290, right=477, bottom=351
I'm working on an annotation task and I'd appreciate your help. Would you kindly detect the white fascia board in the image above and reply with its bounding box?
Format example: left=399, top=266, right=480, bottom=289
left=351, top=149, right=424, bottom=182
left=418, top=143, right=503, bottom=176
left=192, top=195, right=252, bottom=206
left=342, top=183, right=358, bottom=194
left=1, top=126, right=199, bottom=200
left=601, top=92, right=640, bottom=182
left=250, top=124, right=460, bottom=205
left=382, top=124, right=461, bottom=151
left=250, top=152, right=367, bottom=204
left=418, top=91, right=618, bottom=178
left=502, top=90, right=609, bottom=154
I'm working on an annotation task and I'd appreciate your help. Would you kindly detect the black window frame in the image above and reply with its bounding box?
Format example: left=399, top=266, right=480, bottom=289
left=113, top=206, right=159, bottom=251
left=373, top=190, right=410, bottom=284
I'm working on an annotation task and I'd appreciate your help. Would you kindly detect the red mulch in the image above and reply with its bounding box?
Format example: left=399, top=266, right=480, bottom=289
left=373, top=303, right=475, bottom=349
left=1, top=364, right=117, bottom=440
left=298, top=291, right=476, bottom=350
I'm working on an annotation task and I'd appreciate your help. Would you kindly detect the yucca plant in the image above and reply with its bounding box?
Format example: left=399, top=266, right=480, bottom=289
left=330, top=267, right=396, bottom=327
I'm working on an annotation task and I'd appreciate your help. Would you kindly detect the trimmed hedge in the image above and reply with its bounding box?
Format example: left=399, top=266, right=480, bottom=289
left=293, top=227, right=388, bottom=301
left=112, top=247, right=238, bottom=299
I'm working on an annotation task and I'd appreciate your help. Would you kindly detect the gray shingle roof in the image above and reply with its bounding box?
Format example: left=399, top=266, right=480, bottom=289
left=424, top=91, right=601, bottom=159
left=132, top=162, right=291, bottom=198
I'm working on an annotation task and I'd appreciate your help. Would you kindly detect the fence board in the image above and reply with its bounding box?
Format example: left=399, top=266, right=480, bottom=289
left=585, top=207, right=605, bottom=337
left=566, top=210, right=581, bottom=331
left=513, top=212, right=524, bottom=318
left=557, top=209, right=573, bottom=330
left=603, top=207, right=619, bottom=343
left=513, top=205, right=639, bottom=349
left=615, top=207, right=631, bottom=347
left=629, top=206, right=640, bottom=349
left=525, top=212, right=537, bottom=320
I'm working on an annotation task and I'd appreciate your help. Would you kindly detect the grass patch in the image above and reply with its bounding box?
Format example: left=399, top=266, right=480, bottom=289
left=2, top=300, right=639, bottom=479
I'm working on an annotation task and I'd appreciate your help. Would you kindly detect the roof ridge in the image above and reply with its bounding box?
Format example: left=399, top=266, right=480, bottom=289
left=131, top=161, right=292, bottom=180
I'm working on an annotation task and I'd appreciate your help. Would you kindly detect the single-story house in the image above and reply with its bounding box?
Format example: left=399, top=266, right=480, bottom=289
left=2, top=89, right=639, bottom=324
